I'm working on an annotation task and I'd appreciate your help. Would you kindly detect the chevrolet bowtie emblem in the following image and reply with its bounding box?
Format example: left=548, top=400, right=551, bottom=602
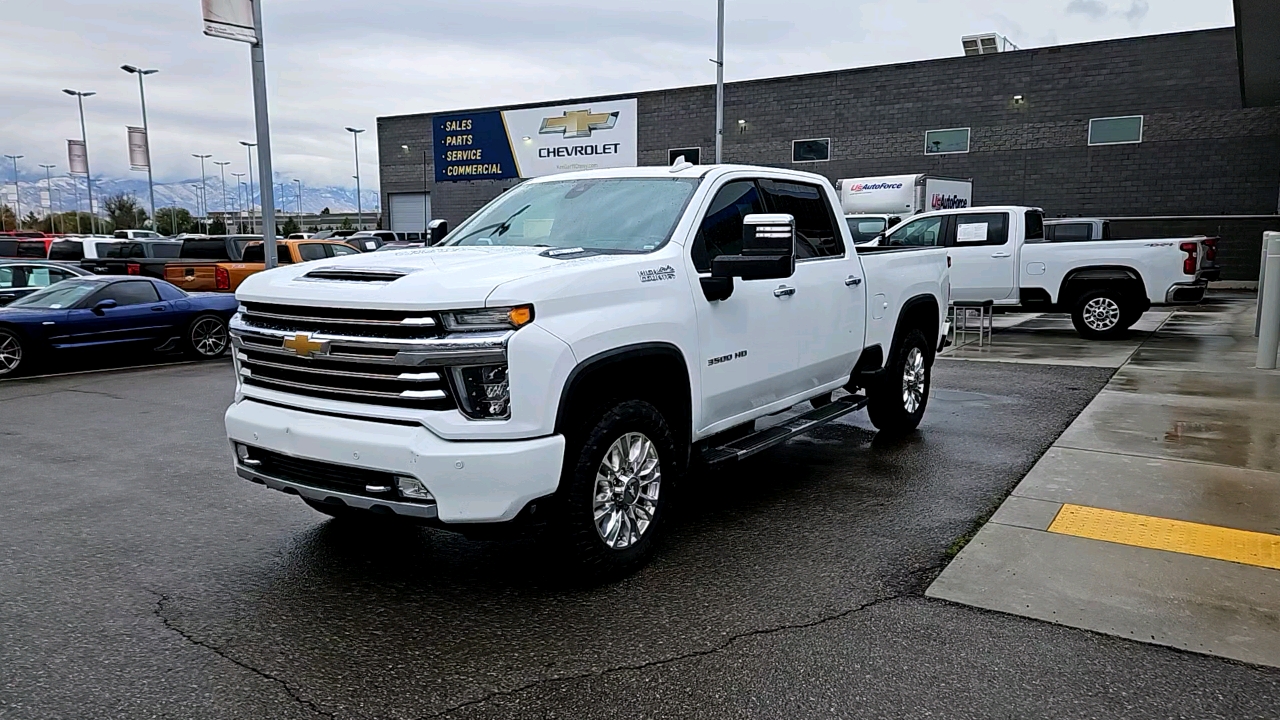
left=282, top=333, right=328, bottom=358
left=539, top=109, right=619, bottom=139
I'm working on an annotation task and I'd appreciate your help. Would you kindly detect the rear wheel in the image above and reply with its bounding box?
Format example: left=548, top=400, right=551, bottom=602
left=0, top=328, right=28, bottom=378
left=1071, top=290, right=1129, bottom=339
left=184, top=314, right=229, bottom=359
left=866, top=329, right=930, bottom=435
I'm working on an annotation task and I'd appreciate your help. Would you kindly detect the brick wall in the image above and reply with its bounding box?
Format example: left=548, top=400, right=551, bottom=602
left=379, top=27, right=1280, bottom=277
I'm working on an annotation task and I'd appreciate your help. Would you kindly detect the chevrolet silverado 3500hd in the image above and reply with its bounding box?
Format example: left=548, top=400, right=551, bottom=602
left=225, top=164, right=950, bottom=576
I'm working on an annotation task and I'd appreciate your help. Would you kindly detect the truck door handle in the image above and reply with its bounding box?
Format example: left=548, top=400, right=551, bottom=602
left=991, top=252, right=1011, bottom=258
left=845, top=276, right=862, bottom=286
left=773, top=285, right=796, bottom=298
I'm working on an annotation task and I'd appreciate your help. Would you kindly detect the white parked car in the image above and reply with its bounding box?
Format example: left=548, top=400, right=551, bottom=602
left=224, top=164, right=951, bottom=577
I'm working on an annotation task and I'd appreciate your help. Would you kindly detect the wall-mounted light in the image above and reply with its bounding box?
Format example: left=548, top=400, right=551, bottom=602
left=737, top=119, right=748, bottom=134
left=1011, top=94, right=1025, bottom=105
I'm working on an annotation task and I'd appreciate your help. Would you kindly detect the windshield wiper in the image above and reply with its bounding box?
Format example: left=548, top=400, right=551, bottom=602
left=449, top=204, right=531, bottom=244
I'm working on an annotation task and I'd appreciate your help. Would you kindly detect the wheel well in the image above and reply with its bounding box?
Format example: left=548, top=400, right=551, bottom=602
left=555, top=343, right=692, bottom=450
left=895, top=294, right=940, bottom=364
left=1059, top=266, right=1147, bottom=307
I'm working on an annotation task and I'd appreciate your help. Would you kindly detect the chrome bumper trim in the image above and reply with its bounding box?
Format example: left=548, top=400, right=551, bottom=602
left=237, top=465, right=440, bottom=520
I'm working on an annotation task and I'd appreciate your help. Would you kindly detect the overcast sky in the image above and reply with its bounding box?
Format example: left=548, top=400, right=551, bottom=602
left=2, top=0, right=1233, bottom=189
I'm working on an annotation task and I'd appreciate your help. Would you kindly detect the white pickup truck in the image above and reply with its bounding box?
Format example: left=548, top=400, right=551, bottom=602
left=223, top=164, right=950, bottom=577
left=879, top=206, right=1215, bottom=338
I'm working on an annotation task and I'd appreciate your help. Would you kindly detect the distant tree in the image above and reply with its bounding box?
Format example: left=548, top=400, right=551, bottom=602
left=24, top=211, right=40, bottom=229
left=320, top=207, right=330, bottom=215
left=105, top=193, right=147, bottom=230
left=305, top=225, right=319, bottom=233
left=338, top=215, right=354, bottom=230
left=280, top=217, right=301, bottom=237
left=1, top=205, right=15, bottom=231
left=156, top=207, right=195, bottom=236
left=208, top=218, right=228, bottom=235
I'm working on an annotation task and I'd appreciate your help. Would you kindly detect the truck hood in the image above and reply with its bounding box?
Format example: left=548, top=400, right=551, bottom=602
left=234, top=245, right=629, bottom=310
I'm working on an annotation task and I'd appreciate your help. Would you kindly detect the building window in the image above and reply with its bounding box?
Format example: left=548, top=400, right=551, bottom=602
left=792, top=138, right=830, bottom=163
left=924, top=128, right=970, bottom=155
left=1088, top=115, right=1143, bottom=145
left=668, top=147, right=701, bottom=165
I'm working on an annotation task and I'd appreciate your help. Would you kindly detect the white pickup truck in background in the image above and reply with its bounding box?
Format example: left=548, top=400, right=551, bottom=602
left=224, top=164, right=950, bottom=578
left=880, top=206, right=1217, bottom=338
left=836, top=174, right=974, bottom=244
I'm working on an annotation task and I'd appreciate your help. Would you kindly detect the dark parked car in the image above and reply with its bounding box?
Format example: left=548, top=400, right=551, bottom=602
left=0, top=276, right=237, bottom=377
left=0, top=261, right=93, bottom=306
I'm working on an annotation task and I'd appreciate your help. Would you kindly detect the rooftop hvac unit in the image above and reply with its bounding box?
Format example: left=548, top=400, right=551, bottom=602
left=962, top=33, right=1019, bottom=56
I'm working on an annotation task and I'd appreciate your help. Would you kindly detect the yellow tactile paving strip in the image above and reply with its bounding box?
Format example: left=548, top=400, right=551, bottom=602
left=1048, top=504, right=1280, bottom=570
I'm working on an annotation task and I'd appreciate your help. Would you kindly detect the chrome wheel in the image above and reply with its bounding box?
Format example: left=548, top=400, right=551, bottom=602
left=0, top=332, right=21, bottom=376
left=902, top=346, right=925, bottom=415
left=1082, top=297, right=1121, bottom=332
left=190, top=317, right=228, bottom=357
left=593, top=432, right=662, bottom=550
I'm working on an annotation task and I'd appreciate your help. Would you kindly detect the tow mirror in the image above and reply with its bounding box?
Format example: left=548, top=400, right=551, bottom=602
left=701, top=214, right=797, bottom=302
left=428, top=219, right=449, bottom=245
left=92, top=298, right=118, bottom=314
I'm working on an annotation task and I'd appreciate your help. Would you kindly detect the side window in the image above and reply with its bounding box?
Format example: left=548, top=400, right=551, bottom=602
left=1050, top=223, right=1091, bottom=242
left=329, top=244, right=359, bottom=257
left=953, top=213, right=1009, bottom=246
left=91, top=280, right=161, bottom=306
left=25, top=267, right=61, bottom=287
left=297, top=244, right=329, bottom=262
left=691, top=180, right=765, bottom=273
left=0, top=267, right=17, bottom=288
left=1024, top=211, right=1045, bottom=243
left=758, top=179, right=844, bottom=259
left=278, top=245, right=293, bottom=264
left=885, top=216, right=944, bottom=247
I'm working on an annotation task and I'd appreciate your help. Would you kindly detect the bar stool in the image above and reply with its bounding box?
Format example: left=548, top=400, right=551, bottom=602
left=951, top=300, right=994, bottom=347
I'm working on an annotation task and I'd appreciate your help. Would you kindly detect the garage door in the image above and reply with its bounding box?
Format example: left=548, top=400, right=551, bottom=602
left=389, top=193, right=430, bottom=234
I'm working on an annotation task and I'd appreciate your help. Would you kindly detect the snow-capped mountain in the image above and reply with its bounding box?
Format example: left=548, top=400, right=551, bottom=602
left=2, top=173, right=379, bottom=217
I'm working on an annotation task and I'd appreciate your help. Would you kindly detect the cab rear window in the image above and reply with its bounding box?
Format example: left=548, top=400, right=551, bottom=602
left=0, top=240, right=49, bottom=258
left=48, top=241, right=85, bottom=261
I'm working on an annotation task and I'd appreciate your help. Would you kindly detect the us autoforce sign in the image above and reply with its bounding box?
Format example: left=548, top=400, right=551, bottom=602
left=434, top=99, right=638, bottom=182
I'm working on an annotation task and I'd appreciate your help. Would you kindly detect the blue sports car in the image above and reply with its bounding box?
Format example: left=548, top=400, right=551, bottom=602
left=0, top=275, right=238, bottom=378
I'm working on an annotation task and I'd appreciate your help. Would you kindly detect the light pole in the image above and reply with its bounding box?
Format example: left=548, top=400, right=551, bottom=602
left=214, top=160, right=230, bottom=234
left=5, top=155, right=24, bottom=229
left=192, top=154, right=211, bottom=233
left=231, top=172, right=245, bottom=233
left=39, top=164, right=56, bottom=233
left=345, top=127, right=365, bottom=229
left=190, top=184, right=203, bottom=232
left=70, top=174, right=82, bottom=234
left=63, top=89, right=97, bottom=235
left=240, top=141, right=257, bottom=235
left=714, top=0, right=724, bottom=164
left=294, top=179, right=302, bottom=229
left=239, top=182, right=250, bottom=233
left=121, top=66, right=159, bottom=226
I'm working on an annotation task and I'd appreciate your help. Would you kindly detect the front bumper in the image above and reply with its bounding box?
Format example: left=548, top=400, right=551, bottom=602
left=1165, top=281, right=1208, bottom=304
left=225, top=399, right=566, bottom=523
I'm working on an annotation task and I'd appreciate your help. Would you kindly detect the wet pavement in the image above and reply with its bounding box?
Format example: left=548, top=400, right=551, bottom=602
left=931, top=295, right=1280, bottom=667
left=5, top=343, right=1280, bottom=718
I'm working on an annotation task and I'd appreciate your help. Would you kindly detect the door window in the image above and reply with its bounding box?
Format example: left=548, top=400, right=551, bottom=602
left=758, top=179, right=844, bottom=260
left=1046, top=223, right=1091, bottom=242
left=885, top=216, right=944, bottom=247
left=297, top=243, right=329, bottom=262
left=1024, top=211, right=1045, bottom=243
left=25, top=267, right=70, bottom=288
left=0, top=267, right=16, bottom=288
left=952, top=213, right=1009, bottom=246
left=89, top=280, right=161, bottom=307
left=329, top=244, right=359, bottom=256
left=691, top=180, right=766, bottom=273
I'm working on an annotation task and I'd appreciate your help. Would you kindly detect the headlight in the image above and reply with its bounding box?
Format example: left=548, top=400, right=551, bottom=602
left=451, top=364, right=510, bottom=419
left=441, top=305, right=533, bottom=332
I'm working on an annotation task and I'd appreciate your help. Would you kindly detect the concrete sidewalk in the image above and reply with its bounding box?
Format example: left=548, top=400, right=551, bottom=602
left=930, top=296, right=1280, bottom=667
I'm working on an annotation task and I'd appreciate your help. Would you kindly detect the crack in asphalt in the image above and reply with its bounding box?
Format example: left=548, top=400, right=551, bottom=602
left=151, top=592, right=336, bottom=719
left=426, top=593, right=904, bottom=719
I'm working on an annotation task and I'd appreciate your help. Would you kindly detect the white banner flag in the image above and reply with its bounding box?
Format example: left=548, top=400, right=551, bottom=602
left=127, top=127, right=150, bottom=171
left=67, top=140, right=88, bottom=175
left=40, top=190, right=51, bottom=209
left=202, top=0, right=258, bottom=44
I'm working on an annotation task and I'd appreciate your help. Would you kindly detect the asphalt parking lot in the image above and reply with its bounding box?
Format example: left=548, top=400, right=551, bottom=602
left=5, top=356, right=1280, bottom=719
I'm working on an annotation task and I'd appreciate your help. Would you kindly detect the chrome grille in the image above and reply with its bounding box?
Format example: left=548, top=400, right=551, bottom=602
left=231, top=303, right=512, bottom=411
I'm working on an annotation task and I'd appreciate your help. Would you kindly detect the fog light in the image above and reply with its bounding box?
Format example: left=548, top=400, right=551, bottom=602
left=452, top=364, right=510, bottom=419
left=236, top=444, right=261, bottom=467
left=396, top=475, right=435, bottom=501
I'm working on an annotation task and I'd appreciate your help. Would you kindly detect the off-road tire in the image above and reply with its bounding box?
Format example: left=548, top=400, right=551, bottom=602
left=866, top=329, right=931, bottom=435
left=1071, top=289, right=1129, bottom=340
left=557, top=400, right=676, bottom=581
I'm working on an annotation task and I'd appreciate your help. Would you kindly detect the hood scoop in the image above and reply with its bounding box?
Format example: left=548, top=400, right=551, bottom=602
left=298, top=266, right=418, bottom=283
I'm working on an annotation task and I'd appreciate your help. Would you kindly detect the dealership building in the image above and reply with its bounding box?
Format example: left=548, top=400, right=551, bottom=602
left=378, top=21, right=1280, bottom=280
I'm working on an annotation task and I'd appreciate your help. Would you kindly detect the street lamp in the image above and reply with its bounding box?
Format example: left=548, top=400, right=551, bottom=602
left=121, top=66, right=159, bottom=226
left=63, top=89, right=97, bottom=235
left=190, top=184, right=202, bottom=232
left=2, top=154, right=21, bottom=230
left=231, top=172, right=245, bottom=233
left=345, top=127, right=365, bottom=230
left=240, top=141, right=257, bottom=234
left=39, top=164, right=57, bottom=234
left=192, top=154, right=211, bottom=233
left=293, top=179, right=302, bottom=228
left=214, top=160, right=230, bottom=234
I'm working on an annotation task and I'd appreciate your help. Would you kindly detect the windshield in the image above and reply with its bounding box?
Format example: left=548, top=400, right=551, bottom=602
left=9, top=279, right=102, bottom=309
left=845, top=217, right=887, bottom=244
left=445, top=177, right=700, bottom=252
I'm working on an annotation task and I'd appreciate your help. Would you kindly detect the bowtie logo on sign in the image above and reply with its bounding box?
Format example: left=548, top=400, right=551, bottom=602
left=539, top=110, right=619, bottom=139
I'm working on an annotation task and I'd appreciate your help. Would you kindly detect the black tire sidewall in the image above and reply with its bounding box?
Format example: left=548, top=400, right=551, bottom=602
left=185, top=314, right=229, bottom=359
left=866, top=329, right=930, bottom=434
left=558, top=400, right=676, bottom=578
left=0, top=328, right=28, bottom=378
left=1072, top=289, right=1127, bottom=339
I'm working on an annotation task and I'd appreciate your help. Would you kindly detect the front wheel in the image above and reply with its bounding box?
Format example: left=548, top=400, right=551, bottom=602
left=557, top=400, right=675, bottom=580
left=1071, top=290, right=1129, bottom=339
left=866, top=329, right=931, bottom=435
left=184, top=314, right=230, bottom=359
left=0, top=328, right=29, bottom=378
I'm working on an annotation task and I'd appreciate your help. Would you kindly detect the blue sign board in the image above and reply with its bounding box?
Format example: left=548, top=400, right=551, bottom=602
left=434, top=111, right=518, bottom=183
